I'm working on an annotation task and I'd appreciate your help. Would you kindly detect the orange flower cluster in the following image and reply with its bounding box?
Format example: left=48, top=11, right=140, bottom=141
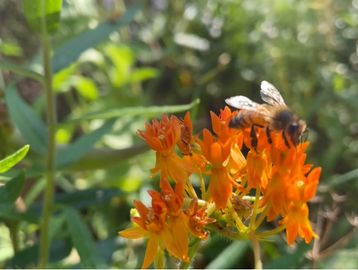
left=119, top=178, right=213, bottom=269
left=119, top=107, right=321, bottom=268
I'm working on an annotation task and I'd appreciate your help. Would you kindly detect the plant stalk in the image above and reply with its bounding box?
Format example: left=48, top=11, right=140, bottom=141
left=38, top=0, right=57, bottom=267
left=250, top=233, right=262, bottom=270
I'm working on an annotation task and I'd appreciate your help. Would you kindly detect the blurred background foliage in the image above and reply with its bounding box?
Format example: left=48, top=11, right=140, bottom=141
left=0, top=0, right=357, bottom=268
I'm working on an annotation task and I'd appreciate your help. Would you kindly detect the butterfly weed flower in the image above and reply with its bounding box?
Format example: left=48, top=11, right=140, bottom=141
left=137, top=114, right=194, bottom=184
left=119, top=178, right=190, bottom=268
left=120, top=82, right=322, bottom=268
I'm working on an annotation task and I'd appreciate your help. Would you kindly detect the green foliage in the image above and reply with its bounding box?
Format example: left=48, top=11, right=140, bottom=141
left=63, top=206, right=105, bottom=268
left=5, top=85, right=48, bottom=154
left=0, top=145, right=29, bottom=174
left=23, top=0, right=62, bottom=33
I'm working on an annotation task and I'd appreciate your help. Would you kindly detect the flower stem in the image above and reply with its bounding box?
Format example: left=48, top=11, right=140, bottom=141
left=227, top=200, right=247, bottom=232
left=249, top=187, right=261, bottom=230
left=38, top=0, right=57, bottom=267
left=255, top=224, right=286, bottom=239
left=250, top=233, right=262, bottom=270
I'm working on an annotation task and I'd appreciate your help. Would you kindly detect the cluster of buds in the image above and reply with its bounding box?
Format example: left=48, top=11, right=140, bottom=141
left=119, top=107, right=321, bottom=268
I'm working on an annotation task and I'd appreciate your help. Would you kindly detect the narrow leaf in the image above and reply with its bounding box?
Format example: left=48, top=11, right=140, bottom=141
left=0, top=203, right=38, bottom=223
left=63, top=207, right=105, bottom=268
left=0, top=171, right=25, bottom=204
left=70, top=98, right=200, bottom=122
left=5, top=85, right=48, bottom=154
left=0, top=61, right=44, bottom=82
left=56, top=120, right=114, bottom=168
left=23, top=0, right=63, bottom=34
left=52, top=4, right=142, bottom=72
left=6, top=240, right=71, bottom=268
left=0, top=145, right=30, bottom=173
left=206, top=241, right=249, bottom=269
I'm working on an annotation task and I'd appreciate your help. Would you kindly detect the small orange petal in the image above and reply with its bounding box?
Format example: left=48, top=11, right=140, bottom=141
left=119, top=226, right=147, bottom=239
left=142, top=235, right=159, bottom=269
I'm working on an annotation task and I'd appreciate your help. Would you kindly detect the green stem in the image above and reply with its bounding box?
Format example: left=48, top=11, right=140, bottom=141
left=8, top=222, right=19, bottom=254
left=250, top=233, right=262, bottom=270
left=38, top=0, right=57, bottom=267
left=249, top=187, right=261, bottom=230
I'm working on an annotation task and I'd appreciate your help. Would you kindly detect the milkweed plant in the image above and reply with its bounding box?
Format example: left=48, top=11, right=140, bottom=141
left=119, top=108, right=321, bottom=269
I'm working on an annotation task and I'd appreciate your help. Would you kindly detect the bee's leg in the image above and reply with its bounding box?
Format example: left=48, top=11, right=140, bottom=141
left=250, top=126, right=257, bottom=149
left=250, top=125, right=258, bottom=150
left=282, top=131, right=290, bottom=148
left=265, top=127, right=272, bottom=144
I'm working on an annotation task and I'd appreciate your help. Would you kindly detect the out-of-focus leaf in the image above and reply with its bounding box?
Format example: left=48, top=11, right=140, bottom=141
left=0, top=203, right=38, bottom=223
left=0, top=41, right=23, bottom=57
left=0, top=171, right=25, bottom=204
left=6, top=240, right=71, bottom=268
left=23, top=0, right=63, bottom=34
left=5, top=85, right=48, bottom=154
left=265, top=243, right=311, bottom=268
left=55, top=188, right=120, bottom=209
left=69, top=143, right=148, bottom=171
left=319, top=248, right=358, bottom=268
left=129, top=67, right=159, bottom=83
left=71, top=76, right=99, bottom=101
left=53, top=63, right=77, bottom=92
left=30, top=188, right=120, bottom=216
left=0, top=61, right=44, bottom=82
left=56, top=120, right=114, bottom=168
left=205, top=241, right=249, bottom=269
left=105, top=44, right=134, bottom=87
left=0, top=145, right=30, bottom=174
left=63, top=207, right=105, bottom=268
left=326, top=168, right=358, bottom=188
left=52, top=4, right=142, bottom=72
left=70, top=98, right=200, bottom=121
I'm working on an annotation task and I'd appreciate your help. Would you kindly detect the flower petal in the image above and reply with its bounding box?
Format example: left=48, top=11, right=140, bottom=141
left=142, top=235, right=159, bottom=269
left=119, top=226, right=147, bottom=239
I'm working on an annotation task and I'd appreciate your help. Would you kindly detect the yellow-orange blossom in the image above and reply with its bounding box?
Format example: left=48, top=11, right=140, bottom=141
left=119, top=107, right=321, bottom=268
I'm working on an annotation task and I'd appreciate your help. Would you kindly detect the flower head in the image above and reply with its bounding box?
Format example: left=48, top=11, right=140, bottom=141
left=138, top=114, right=194, bottom=183
left=119, top=178, right=189, bottom=268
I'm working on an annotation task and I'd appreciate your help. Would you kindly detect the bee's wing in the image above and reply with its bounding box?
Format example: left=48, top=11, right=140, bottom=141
left=260, top=81, right=286, bottom=106
left=225, top=95, right=262, bottom=111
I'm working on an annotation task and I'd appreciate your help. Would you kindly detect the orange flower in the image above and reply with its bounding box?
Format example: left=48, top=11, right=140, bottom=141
left=198, top=129, right=245, bottom=209
left=138, top=114, right=181, bottom=153
left=282, top=202, right=318, bottom=245
left=185, top=199, right=215, bottom=239
left=138, top=114, right=192, bottom=183
left=210, top=106, right=242, bottom=144
left=246, top=149, right=271, bottom=189
left=119, top=178, right=189, bottom=268
left=177, top=112, right=194, bottom=155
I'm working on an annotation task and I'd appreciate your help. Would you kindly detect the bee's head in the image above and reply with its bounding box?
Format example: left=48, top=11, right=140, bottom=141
left=287, top=119, right=306, bottom=146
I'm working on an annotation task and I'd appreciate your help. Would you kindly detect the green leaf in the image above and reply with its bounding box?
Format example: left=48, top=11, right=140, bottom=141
left=0, top=60, right=44, bottom=82
left=70, top=98, right=200, bottom=122
left=52, top=4, right=142, bottom=72
left=6, top=240, right=71, bottom=268
left=71, top=76, right=99, bottom=101
left=54, top=188, right=120, bottom=209
left=105, top=44, right=134, bottom=87
left=56, top=120, right=114, bottom=168
left=206, top=241, right=249, bottom=269
left=23, top=0, right=63, bottom=34
left=0, top=145, right=30, bottom=174
left=63, top=207, right=105, bottom=268
left=129, top=67, right=159, bottom=83
left=0, top=171, right=26, bottom=204
left=5, top=85, right=48, bottom=154
left=0, top=203, right=38, bottom=223
left=265, top=243, right=311, bottom=268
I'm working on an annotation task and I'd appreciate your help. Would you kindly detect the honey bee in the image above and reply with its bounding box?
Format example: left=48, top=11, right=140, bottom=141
left=225, top=81, right=307, bottom=148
